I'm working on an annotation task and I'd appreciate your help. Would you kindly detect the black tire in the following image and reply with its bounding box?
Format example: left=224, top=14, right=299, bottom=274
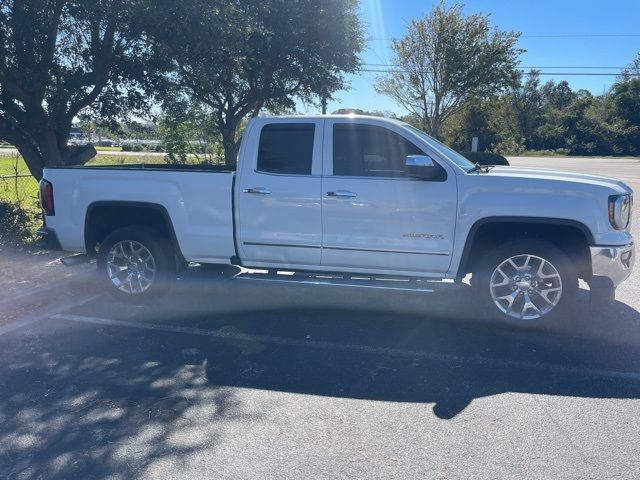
left=472, top=239, right=578, bottom=328
left=97, top=226, right=175, bottom=304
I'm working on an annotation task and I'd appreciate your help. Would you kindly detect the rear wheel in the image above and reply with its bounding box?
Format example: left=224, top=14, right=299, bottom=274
left=473, top=239, right=578, bottom=327
left=97, top=227, right=175, bottom=303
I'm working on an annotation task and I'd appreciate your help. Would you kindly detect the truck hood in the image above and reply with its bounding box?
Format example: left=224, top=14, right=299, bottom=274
left=486, top=166, right=633, bottom=195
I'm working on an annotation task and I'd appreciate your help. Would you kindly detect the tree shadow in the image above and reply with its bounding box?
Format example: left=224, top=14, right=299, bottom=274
left=2, top=270, right=639, bottom=478
left=0, top=320, right=259, bottom=479
left=194, top=302, right=640, bottom=421
left=120, top=272, right=640, bottom=421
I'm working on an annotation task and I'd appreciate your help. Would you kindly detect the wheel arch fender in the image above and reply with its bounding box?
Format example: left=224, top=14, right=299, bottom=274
left=454, top=216, right=595, bottom=281
left=84, top=200, right=185, bottom=263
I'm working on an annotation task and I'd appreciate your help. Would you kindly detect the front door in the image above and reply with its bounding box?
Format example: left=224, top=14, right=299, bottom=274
left=321, top=120, right=457, bottom=275
left=237, top=119, right=324, bottom=268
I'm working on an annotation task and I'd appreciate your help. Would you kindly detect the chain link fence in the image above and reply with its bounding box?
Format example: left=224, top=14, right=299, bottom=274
left=0, top=173, right=39, bottom=207
left=0, top=173, right=41, bottom=245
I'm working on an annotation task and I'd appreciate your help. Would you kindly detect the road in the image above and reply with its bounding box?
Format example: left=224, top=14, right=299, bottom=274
left=1, top=156, right=639, bottom=479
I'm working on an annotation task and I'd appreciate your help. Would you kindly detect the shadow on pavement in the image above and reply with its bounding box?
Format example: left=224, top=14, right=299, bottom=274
left=0, top=317, right=256, bottom=479
left=149, top=271, right=640, bottom=414
left=1, top=268, right=639, bottom=478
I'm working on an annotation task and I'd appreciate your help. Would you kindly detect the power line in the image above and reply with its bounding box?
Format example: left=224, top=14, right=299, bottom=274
left=358, top=68, right=638, bottom=76
left=521, top=34, right=640, bottom=38
left=370, top=34, right=640, bottom=41
left=362, top=63, right=628, bottom=69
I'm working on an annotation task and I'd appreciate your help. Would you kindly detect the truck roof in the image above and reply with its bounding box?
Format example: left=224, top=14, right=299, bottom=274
left=253, top=114, right=405, bottom=124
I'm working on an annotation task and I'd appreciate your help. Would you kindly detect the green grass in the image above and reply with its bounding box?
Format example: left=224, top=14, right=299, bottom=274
left=0, top=153, right=168, bottom=205
left=0, top=154, right=30, bottom=175
left=0, top=176, right=38, bottom=205
left=519, top=150, right=569, bottom=157
left=517, top=150, right=640, bottom=159
left=0, top=153, right=167, bottom=175
left=86, top=154, right=167, bottom=166
left=95, top=146, right=123, bottom=152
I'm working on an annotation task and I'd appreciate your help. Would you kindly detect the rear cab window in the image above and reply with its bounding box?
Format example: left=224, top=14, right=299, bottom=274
left=257, top=123, right=315, bottom=175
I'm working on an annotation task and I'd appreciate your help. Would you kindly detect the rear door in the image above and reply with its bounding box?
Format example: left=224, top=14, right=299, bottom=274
left=320, top=119, right=457, bottom=275
left=236, top=118, right=324, bottom=268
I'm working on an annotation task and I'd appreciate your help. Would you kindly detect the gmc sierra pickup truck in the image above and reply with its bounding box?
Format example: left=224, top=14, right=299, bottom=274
left=40, top=115, right=634, bottom=326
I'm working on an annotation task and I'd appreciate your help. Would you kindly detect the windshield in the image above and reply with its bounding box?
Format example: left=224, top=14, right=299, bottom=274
left=403, top=124, right=475, bottom=170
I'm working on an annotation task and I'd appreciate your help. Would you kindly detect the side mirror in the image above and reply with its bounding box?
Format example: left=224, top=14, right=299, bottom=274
left=404, top=155, right=441, bottom=179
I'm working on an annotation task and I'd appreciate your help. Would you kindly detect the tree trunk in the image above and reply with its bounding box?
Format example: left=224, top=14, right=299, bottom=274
left=17, top=144, right=45, bottom=180
left=431, top=95, right=443, bottom=140
left=321, top=96, right=328, bottom=115
left=221, top=128, right=239, bottom=168
left=64, top=144, right=97, bottom=166
left=431, top=120, right=442, bottom=140
left=16, top=131, right=97, bottom=180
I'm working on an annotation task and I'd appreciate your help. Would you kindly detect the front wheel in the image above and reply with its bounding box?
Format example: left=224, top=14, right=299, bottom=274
left=97, top=227, right=175, bottom=303
left=473, top=239, right=578, bottom=327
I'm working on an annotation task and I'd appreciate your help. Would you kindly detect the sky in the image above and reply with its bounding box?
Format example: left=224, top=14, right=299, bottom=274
left=302, top=0, right=640, bottom=115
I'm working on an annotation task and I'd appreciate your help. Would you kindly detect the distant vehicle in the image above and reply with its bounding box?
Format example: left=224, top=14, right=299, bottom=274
left=39, top=116, right=635, bottom=326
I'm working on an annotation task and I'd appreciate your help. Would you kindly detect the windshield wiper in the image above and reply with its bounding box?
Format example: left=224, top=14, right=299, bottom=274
left=467, top=163, right=495, bottom=174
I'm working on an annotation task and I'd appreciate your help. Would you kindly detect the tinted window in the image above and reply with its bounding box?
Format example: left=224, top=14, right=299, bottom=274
left=333, top=124, right=424, bottom=177
left=404, top=124, right=474, bottom=170
left=257, top=123, right=315, bottom=175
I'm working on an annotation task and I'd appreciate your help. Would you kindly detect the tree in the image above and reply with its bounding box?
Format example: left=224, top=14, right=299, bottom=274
left=375, top=1, right=522, bottom=139
left=509, top=71, right=543, bottom=147
left=442, top=97, right=500, bottom=152
left=147, top=0, right=363, bottom=167
left=158, top=101, right=224, bottom=165
left=556, top=92, right=610, bottom=155
left=0, top=0, right=165, bottom=179
left=331, top=108, right=395, bottom=117
left=541, top=80, right=575, bottom=111
left=605, top=78, right=640, bottom=155
left=618, top=53, right=640, bottom=82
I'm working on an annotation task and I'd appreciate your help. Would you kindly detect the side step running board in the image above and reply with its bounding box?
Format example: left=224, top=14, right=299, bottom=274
left=234, top=270, right=435, bottom=293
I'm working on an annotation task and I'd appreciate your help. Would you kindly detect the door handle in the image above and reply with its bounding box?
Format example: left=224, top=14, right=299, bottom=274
left=326, top=190, right=357, bottom=198
left=243, top=187, right=271, bottom=194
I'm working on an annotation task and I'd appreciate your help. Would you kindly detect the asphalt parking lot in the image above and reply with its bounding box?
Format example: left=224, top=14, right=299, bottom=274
left=1, top=156, right=639, bottom=479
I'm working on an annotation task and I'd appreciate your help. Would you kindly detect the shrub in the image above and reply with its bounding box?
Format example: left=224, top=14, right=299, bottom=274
left=121, top=143, right=133, bottom=151
left=0, top=201, right=40, bottom=246
left=462, top=152, right=509, bottom=166
left=131, top=144, right=144, bottom=152
left=491, top=136, right=526, bottom=156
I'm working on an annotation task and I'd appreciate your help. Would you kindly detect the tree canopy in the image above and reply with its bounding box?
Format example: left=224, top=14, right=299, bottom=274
left=440, top=69, right=640, bottom=157
left=375, top=1, right=522, bottom=139
left=0, top=0, right=166, bottom=178
left=147, top=0, right=364, bottom=166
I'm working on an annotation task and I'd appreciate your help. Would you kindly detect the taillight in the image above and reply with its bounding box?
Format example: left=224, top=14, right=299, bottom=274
left=40, top=179, right=55, bottom=216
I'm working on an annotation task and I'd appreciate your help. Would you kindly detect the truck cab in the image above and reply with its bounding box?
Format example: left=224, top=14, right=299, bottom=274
left=235, top=116, right=457, bottom=276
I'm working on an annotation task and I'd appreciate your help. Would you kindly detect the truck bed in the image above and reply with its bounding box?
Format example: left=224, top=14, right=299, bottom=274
left=43, top=165, right=237, bottom=264
left=55, top=163, right=235, bottom=173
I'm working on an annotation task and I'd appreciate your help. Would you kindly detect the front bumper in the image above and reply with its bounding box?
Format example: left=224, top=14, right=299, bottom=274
left=590, top=243, right=635, bottom=289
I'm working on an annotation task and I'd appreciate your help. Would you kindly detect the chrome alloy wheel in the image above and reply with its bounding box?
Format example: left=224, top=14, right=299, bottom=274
left=106, top=240, right=156, bottom=294
left=489, top=254, right=562, bottom=321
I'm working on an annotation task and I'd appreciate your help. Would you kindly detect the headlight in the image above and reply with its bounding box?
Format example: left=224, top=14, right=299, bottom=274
left=609, top=194, right=632, bottom=230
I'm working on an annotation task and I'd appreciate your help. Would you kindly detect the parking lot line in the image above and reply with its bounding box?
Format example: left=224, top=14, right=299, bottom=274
left=53, top=312, right=640, bottom=382
left=0, top=294, right=103, bottom=337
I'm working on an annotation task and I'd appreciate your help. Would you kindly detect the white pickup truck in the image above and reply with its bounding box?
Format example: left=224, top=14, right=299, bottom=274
left=40, top=115, right=634, bottom=326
